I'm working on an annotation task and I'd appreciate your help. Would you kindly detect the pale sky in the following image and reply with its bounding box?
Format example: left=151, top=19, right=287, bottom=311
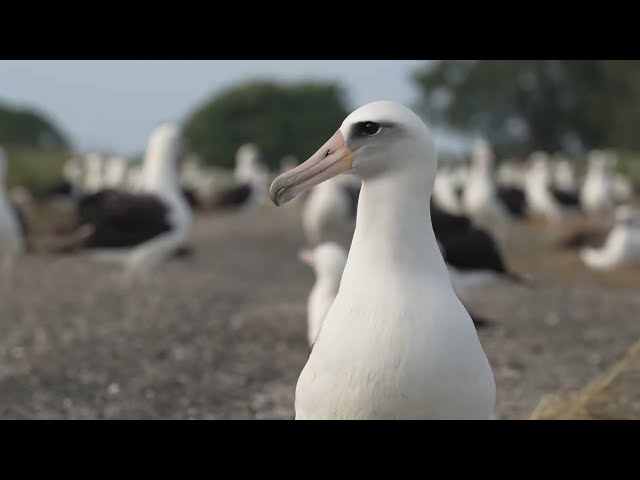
left=0, top=60, right=468, bottom=156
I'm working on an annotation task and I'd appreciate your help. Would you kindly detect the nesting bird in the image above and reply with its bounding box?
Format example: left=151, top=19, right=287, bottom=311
left=52, top=123, right=193, bottom=281
left=431, top=201, right=528, bottom=293
left=580, top=205, right=640, bottom=270
left=271, top=100, right=495, bottom=420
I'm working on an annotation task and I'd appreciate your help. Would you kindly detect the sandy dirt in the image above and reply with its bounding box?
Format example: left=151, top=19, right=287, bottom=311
left=0, top=202, right=638, bottom=419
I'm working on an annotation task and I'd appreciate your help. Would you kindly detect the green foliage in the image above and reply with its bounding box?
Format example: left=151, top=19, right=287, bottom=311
left=412, top=60, right=640, bottom=157
left=0, top=101, right=70, bottom=149
left=182, top=80, right=349, bottom=170
left=5, top=147, right=69, bottom=192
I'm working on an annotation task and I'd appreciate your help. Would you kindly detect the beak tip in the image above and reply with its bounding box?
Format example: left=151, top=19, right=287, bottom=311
left=269, top=178, right=287, bottom=207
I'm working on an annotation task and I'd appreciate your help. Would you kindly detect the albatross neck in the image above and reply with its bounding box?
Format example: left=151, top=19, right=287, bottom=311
left=344, top=172, right=448, bottom=279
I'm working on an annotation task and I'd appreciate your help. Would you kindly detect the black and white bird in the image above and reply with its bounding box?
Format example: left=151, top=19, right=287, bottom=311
left=552, top=157, right=579, bottom=195
left=524, top=152, right=580, bottom=221
left=56, top=123, right=193, bottom=280
left=463, top=140, right=516, bottom=235
left=431, top=200, right=528, bottom=292
left=212, top=143, right=269, bottom=211
left=580, top=205, right=640, bottom=270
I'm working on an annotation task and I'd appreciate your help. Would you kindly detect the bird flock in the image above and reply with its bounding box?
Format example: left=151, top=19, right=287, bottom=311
left=0, top=100, right=639, bottom=419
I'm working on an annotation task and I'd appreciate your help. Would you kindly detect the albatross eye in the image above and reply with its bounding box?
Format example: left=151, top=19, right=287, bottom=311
left=356, top=122, right=382, bottom=137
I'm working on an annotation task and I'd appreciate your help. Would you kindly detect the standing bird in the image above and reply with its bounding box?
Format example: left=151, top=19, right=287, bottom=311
left=298, top=242, right=348, bottom=347
left=270, top=100, right=495, bottom=420
left=553, top=157, right=578, bottom=195
left=0, top=147, right=26, bottom=281
left=524, top=152, right=580, bottom=222
left=463, top=139, right=513, bottom=236
left=581, top=150, right=616, bottom=217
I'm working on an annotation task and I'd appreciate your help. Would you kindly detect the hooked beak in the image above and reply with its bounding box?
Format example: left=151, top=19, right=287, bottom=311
left=269, top=130, right=353, bottom=206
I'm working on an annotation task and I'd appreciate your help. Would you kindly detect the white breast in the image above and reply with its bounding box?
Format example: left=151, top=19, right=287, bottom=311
left=296, top=276, right=495, bottom=419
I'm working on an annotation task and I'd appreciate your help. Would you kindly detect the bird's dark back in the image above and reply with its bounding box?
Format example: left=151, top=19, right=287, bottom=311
left=78, top=189, right=173, bottom=247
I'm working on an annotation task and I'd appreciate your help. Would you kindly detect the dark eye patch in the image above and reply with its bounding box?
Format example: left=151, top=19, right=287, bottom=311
left=350, top=121, right=395, bottom=139
left=357, top=122, right=381, bottom=136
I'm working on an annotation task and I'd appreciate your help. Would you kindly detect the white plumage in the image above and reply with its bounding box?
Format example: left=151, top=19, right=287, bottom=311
left=463, top=139, right=512, bottom=237
left=301, top=176, right=356, bottom=246
left=581, top=150, right=616, bottom=217
left=270, top=100, right=495, bottom=420
left=299, top=242, right=348, bottom=347
left=580, top=205, right=640, bottom=270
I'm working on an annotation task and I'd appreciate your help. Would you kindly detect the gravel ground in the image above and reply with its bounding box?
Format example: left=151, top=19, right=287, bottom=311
left=0, top=203, right=638, bottom=419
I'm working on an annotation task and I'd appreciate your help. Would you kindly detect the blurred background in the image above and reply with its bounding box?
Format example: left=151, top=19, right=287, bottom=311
left=0, top=60, right=638, bottom=419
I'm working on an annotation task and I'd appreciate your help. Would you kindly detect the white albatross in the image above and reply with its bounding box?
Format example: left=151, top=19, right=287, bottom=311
left=299, top=242, right=348, bottom=347
left=270, top=100, right=495, bottom=420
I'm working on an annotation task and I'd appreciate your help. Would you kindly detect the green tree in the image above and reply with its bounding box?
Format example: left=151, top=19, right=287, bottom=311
left=0, top=102, right=70, bottom=149
left=412, top=60, right=640, bottom=156
left=182, top=80, right=349, bottom=170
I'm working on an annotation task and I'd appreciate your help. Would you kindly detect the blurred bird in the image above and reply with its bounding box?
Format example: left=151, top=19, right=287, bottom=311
left=0, top=147, right=26, bottom=282
left=44, top=124, right=193, bottom=282
left=580, top=205, right=640, bottom=270
left=301, top=174, right=360, bottom=247
left=580, top=150, right=616, bottom=217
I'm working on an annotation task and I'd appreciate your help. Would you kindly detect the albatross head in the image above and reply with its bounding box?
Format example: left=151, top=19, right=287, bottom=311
left=270, top=100, right=436, bottom=206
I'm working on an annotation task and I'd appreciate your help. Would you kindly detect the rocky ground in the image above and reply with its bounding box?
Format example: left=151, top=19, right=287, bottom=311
left=0, top=202, right=638, bottom=419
